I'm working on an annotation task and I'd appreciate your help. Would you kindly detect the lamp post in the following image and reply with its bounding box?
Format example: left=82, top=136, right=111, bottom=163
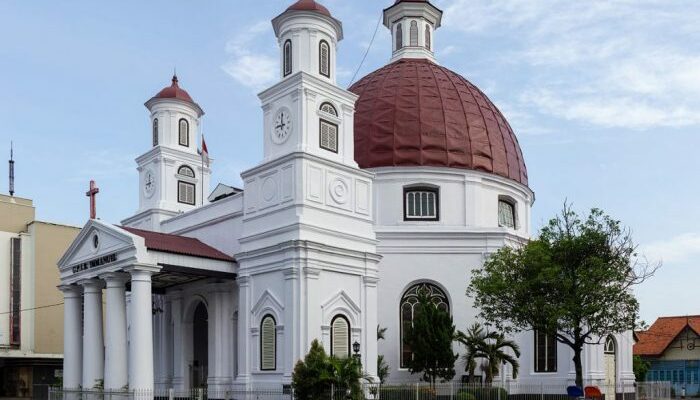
left=353, top=341, right=361, bottom=363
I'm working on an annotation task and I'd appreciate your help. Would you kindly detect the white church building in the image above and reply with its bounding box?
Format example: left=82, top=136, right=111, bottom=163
left=56, top=0, right=635, bottom=395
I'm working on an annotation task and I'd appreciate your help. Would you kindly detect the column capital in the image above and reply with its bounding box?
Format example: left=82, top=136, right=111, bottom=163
left=100, top=272, right=130, bottom=287
left=78, top=278, right=105, bottom=292
left=125, top=264, right=160, bottom=282
left=58, top=284, right=82, bottom=297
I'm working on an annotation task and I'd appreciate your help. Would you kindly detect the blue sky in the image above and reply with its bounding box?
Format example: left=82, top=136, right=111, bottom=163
left=1, top=0, right=699, bottom=323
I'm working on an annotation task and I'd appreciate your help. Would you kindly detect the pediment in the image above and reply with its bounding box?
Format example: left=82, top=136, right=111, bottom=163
left=58, top=219, right=148, bottom=279
left=251, top=289, right=285, bottom=319
left=321, top=290, right=361, bottom=326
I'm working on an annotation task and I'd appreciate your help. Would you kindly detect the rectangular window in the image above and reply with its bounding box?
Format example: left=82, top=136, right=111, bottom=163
left=10, top=237, right=21, bottom=346
left=320, top=120, right=338, bottom=153
left=178, top=181, right=195, bottom=205
left=498, top=199, right=516, bottom=228
left=534, top=330, right=557, bottom=373
left=404, top=188, right=439, bottom=221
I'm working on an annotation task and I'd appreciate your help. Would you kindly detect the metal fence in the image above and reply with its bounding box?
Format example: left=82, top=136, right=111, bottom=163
left=47, top=381, right=672, bottom=400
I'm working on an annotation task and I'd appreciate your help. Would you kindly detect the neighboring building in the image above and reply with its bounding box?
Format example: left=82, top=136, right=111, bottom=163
left=0, top=194, right=80, bottom=398
left=56, top=0, right=634, bottom=395
left=635, top=316, right=700, bottom=395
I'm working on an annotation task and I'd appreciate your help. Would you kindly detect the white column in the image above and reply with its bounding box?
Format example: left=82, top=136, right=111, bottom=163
left=59, top=285, right=83, bottom=389
left=363, top=275, right=380, bottom=381
left=170, top=291, right=186, bottom=390
left=80, top=279, right=105, bottom=389
left=127, top=267, right=157, bottom=391
left=208, top=283, right=234, bottom=393
left=102, top=273, right=129, bottom=390
left=235, top=276, right=251, bottom=386
left=284, top=268, right=300, bottom=381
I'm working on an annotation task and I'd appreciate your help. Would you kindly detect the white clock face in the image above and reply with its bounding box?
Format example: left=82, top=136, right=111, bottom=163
left=144, top=170, right=156, bottom=198
left=272, top=108, right=292, bottom=144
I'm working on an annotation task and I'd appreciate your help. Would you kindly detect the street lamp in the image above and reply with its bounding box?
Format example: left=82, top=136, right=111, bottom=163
left=352, top=341, right=361, bottom=357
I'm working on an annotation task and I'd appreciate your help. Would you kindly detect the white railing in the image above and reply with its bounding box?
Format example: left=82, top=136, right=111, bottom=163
left=48, top=381, right=672, bottom=400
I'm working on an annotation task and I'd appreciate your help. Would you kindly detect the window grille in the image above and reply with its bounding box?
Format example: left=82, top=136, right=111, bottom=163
left=178, top=165, right=195, bottom=178
left=498, top=199, right=516, bottom=228
left=320, top=120, right=338, bottom=153
left=260, top=315, right=276, bottom=370
left=410, top=21, right=418, bottom=46
left=400, top=283, right=449, bottom=367
left=534, top=330, right=557, bottom=372
left=396, top=23, right=403, bottom=50
left=179, top=119, right=189, bottom=147
left=284, top=40, right=292, bottom=77
left=404, top=188, right=438, bottom=220
left=320, top=102, right=337, bottom=116
left=319, top=40, right=330, bottom=77
left=331, top=316, right=350, bottom=358
left=425, top=25, right=431, bottom=50
left=153, top=118, right=158, bottom=146
left=178, top=181, right=195, bottom=205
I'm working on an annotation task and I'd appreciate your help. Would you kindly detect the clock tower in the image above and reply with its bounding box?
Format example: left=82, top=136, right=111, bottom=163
left=235, top=0, right=379, bottom=386
left=122, top=75, right=212, bottom=232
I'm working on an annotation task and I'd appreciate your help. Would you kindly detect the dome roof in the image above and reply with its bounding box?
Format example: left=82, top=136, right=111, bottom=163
left=153, top=75, right=195, bottom=104
left=349, top=58, right=528, bottom=186
left=286, top=0, right=332, bottom=18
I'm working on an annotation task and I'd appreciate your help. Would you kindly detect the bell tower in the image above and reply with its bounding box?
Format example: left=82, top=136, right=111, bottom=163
left=122, top=75, right=212, bottom=231
left=384, top=0, right=443, bottom=63
left=234, top=0, right=379, bottom=386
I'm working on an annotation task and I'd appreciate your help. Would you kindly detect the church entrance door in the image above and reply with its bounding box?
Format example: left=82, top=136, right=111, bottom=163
left=192, top=302, right=208, bottom=389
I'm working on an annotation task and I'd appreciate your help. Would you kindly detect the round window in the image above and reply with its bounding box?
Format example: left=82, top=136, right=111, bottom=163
left=92, top=234, right=99, bottom=249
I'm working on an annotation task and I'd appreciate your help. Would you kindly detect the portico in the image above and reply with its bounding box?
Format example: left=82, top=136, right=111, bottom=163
left=57, top=219, right=236, bottom=393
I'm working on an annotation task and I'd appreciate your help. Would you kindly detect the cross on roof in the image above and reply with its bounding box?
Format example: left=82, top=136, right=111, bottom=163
left=86, top=180, right=99, bottom=219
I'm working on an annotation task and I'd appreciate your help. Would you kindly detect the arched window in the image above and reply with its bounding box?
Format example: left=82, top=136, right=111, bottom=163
left=400, top=283, right=449, bottom=368
left=605, top=335, right=616, bottom=354
left=177, top=166, right=195, bottom=205
left=319, top=102, right=339, bottom=153
left=410, top=20, right=418, bottom=47
left=320, top=102, right=338, bottom=116
left=498, top=198, right=516, bottom=228
left=404, top=186, right=439, bottom=221
left=331, top=315, right=350, bottom=358
left=396, top=23, right=403, bottom=50
left=178, top=165, right=195, bottom=178
left=319, top=40, right=330, bottom=78
left=425, top=25, right=431, bottom=50
left=284, top=40, right=293, bottom=77
left=179, top=118, right=189, bottom=147
left=260, top=315, right=277, bottom=371
left=153, top=118, right=159, bottom=146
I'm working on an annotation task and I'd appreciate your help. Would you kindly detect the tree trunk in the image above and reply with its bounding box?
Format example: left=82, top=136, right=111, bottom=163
left=572, top=346, right=584, bottom=388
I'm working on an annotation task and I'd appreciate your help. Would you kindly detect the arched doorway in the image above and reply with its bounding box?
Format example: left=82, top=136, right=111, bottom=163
left=192, top=302, right=208, bottom=388
left=604, top=335, right=617, bottom=400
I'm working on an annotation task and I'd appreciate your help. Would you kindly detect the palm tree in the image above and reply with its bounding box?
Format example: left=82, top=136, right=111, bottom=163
left=457, top=323, right=521, bottom=384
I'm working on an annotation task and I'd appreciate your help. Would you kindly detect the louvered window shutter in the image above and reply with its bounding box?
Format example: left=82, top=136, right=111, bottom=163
left=410, top=21, right=418, bottom=46
left=320, top=121, right=338, bottom=152
left=260, top=316, right=276, bottom=370
left=331, top=316, right=350, bottom=358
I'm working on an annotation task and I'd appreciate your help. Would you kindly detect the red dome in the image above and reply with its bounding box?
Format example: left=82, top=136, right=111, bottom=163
left=286, top=0, right=332, bottom=18
left=153, top=75, right=195, bottom=104
left=349, top=58, right=528, bottom=186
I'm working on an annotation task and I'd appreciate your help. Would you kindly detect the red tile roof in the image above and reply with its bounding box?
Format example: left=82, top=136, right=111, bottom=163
left=152, top=75, right=196, bottom=104
left=121, top=226, right=235, bottom=262
left=286, top=0, right=332, bottom=17
left=633, top=316, right=700, bottom=356
left=349, top=58, right=528, bottom=186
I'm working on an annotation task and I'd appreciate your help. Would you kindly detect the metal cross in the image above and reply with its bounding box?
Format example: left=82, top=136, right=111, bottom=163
left=85, top=180, right=99, bottom=219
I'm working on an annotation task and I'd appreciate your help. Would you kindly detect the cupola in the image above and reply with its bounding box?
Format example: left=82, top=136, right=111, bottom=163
left=272, top=0, right=343, bottom=83
left=383, top=0, right=443, bottom=63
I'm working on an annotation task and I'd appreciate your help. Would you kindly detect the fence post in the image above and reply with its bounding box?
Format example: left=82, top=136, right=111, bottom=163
left=416, top=382, right=419, bottom=400
left=540, top=381, right=544, bottom=400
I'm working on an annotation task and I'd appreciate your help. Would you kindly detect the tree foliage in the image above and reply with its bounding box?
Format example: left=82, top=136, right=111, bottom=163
left=633, top=355, right=651, bottom=382
left=468, top=204, right=658, bottom=387
left=457, top=323, right=521, bottom=383
left=377, top=325, right=390, bottom=384
left=404, top=293, right=458, bottom=387
left=292, top=339, right=366, bottom=400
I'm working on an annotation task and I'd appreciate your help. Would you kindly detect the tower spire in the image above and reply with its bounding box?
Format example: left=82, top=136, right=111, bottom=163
left=383, top=0, right=443, bottom=63
left=8, top=141, right=14, bottom=196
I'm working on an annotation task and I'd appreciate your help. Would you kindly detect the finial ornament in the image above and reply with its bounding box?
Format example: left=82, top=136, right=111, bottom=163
left=86, top=180, right=100, bottom=219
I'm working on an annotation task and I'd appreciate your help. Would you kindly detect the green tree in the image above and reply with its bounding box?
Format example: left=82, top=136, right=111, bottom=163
left=468, top=204, right=658, bottom=387
left=404, top=293, right=458, bottom=388
left=377, top=325, right=390, bottom=384
left=457, top=323, right=520, bottom=383
left=633, top=355, right=651, bottom=382
left=292, top=339, right=368, bottom=400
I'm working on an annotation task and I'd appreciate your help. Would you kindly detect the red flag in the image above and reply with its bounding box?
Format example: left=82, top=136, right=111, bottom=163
left=200, top=135, right=210, bottom=168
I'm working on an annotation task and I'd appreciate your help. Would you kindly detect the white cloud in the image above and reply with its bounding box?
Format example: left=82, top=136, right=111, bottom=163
left=641, top=233, right=700, bottom=264
left=221, top=21, right=278, bottom=92
left=440, top=0, right=700, bottom=131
